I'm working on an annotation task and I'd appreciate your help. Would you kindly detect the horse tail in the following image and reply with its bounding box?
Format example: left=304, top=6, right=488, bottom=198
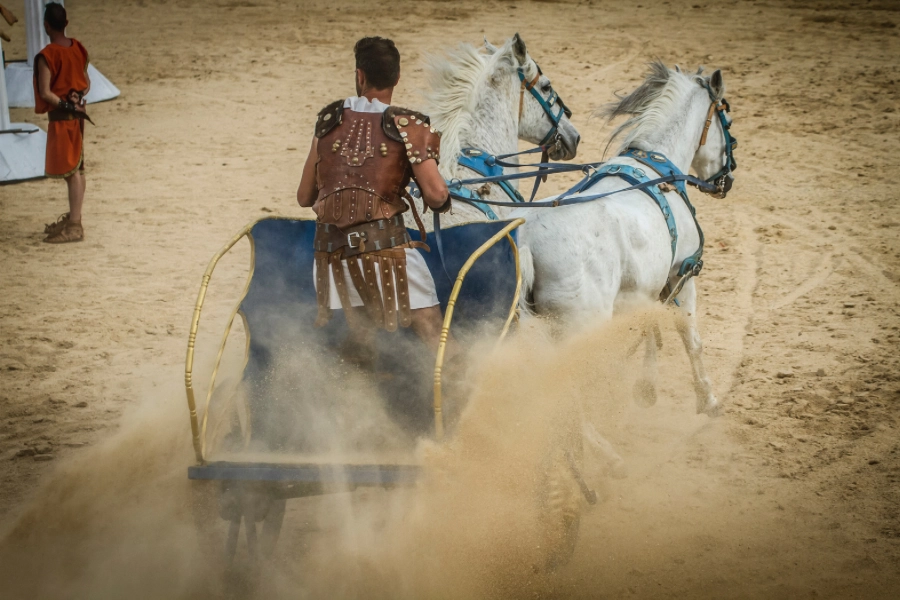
left=518, top=241, right=536, bottom=316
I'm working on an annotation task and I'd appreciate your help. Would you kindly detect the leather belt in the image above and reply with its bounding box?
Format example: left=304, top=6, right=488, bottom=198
left=314, top=216, right=411, bottom=259
left=48, top=109, right=80, bottom=122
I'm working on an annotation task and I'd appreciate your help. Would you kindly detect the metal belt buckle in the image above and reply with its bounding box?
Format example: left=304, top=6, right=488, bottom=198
left=347, top=231, right=365, bottom=248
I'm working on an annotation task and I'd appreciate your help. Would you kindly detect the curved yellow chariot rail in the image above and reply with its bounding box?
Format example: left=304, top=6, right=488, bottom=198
left=185, top=217, right=297, bottom=464
left=432, top=217, right=526, bottom=440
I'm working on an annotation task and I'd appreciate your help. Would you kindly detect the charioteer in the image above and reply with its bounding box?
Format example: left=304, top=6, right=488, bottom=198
left=296, top=36, right=452, bottom=358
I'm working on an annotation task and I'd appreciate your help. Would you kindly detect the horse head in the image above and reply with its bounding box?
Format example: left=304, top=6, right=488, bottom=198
left=601, top=62, right=737, bottom=199
left=690, top=69, right=736, bottom=198
left=483, top=33, right=581, bottom=161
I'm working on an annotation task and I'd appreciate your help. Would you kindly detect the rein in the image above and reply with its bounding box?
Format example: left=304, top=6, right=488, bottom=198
left=434, top=75, right=737, bottom=300
left=449, top=171, right=718, bottom=208
left=438, top=84, right=737, bottom=301
left=449, top=83, right=736, bottom=206
left=448, top=62, right=574, bottom=221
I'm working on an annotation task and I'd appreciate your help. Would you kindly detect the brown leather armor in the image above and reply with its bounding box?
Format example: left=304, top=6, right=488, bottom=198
left=311, top=100, right=444, bottom=331
left=312, top=103, right=442, bottom=229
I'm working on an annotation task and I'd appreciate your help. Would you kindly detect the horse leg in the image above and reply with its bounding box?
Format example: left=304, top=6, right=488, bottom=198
left=633, top=323, right=661, bottom=407
left=582, top=421, right=627, bottom=479
left=673, top=280, right=719, bottom=416
left=552, top=299, right=628, bottom=478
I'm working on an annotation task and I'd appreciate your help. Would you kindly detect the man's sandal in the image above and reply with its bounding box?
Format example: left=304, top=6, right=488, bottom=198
left=43, top=222, right=84, bottom=244
left=43, top=213, right=70, bottom=236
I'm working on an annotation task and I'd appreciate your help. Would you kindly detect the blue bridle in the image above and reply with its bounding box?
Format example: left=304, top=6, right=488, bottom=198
left=518, top=63, right=572, bottom=147
left=699, top=82, right=738, bottom=198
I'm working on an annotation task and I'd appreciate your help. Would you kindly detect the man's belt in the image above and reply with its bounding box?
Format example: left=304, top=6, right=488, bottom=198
left=48, top=108, right=79, bottom=122
left=314, top=216, right=411, bottom=259
left=48, top=106, right=95, bottom=125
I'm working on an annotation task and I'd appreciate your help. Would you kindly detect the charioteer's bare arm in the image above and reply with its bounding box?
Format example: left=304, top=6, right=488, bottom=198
left=411, top=160, right=450, bottom=212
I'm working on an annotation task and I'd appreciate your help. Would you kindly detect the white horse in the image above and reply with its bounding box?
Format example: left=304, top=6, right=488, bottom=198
left=515, top=63, right=736, bottom=417
left=416, top=33, right=581, bottom=226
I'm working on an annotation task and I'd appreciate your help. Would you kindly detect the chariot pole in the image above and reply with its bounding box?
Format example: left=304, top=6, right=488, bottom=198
left=3, top=0, right=119, bottom=108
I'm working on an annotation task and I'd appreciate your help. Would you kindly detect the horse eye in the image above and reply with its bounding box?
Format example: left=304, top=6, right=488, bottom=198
left=541, top=83, right=552, bottom=93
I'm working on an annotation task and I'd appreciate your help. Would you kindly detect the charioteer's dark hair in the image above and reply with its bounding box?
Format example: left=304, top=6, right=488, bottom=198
left=354, top=37, right=401, bottom=90
left=44, top=2, right=67, bottom=32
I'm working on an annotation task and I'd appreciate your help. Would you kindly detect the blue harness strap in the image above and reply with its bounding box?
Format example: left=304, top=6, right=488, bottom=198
left=621, top=149, right=705, bottom=277
left=570, top=163, right=680, bottom=260
left=621, top=149, right=689, bottom=200
left=456, top=148, right=524, bottom=220
left=561, top=150, right=705, bottom=277
left=446, top=182, right=499, bottom=221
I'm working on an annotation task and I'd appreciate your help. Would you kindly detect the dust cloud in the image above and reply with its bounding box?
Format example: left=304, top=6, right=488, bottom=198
left=0, top=309, right=809, bottom=599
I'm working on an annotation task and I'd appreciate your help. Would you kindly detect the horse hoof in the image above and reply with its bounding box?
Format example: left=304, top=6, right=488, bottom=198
left=698, top=397, right=721, bottom=417
left=633, top=378, right=657, bottom=408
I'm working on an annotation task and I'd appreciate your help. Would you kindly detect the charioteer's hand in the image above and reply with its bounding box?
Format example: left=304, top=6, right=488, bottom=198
left=433, top=197, right=452, bottom=214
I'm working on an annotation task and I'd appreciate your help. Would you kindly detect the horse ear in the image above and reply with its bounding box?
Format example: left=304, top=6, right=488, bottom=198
left=483, top=37, right=498, bottom=54
left=512, top=32, right=528, bottom=66
left=709, top=69, right=725, bottom=99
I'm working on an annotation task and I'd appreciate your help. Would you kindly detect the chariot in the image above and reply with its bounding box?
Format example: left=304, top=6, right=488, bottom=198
left=183, top=216, right=588, bottom=574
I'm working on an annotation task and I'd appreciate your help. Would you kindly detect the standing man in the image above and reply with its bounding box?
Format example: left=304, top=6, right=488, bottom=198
left=296, top=36, right=451, bottom=358
left=33, top=2, right=90, bottom=244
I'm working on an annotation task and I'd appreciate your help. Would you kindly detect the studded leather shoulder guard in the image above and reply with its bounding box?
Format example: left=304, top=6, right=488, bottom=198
left=315, top=99, right=345, bottom=138
left=392, top=113, right=442, bottom=166
left=383, top=106, right=429, bottom=142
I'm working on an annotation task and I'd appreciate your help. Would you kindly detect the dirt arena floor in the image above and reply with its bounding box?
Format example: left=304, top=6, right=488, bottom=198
left=2, top=0, right=899, bottom=598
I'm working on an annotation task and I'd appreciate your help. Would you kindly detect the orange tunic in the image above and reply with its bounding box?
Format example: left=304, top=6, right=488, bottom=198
left=33, top=39, right=90, bottom=178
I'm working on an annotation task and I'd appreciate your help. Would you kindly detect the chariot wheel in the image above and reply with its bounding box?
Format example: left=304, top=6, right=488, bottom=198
left=191, top=479, right=287, bottom=580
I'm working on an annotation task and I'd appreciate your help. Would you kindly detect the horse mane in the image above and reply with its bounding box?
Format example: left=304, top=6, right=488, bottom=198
left=423, top=43, right=493, bottom=170
left=599, top=61, right=706, bottom=154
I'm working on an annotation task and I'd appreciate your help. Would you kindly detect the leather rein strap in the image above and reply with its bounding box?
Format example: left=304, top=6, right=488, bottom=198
left=698, top=102, right=725, bottom=147
left=401, top=188, right=430, bottom=247
left=518, top=72, right=541, bottom=121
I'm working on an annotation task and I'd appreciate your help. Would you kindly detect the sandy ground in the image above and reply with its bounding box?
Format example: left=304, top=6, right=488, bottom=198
left=1, top=0, right=899, bottom=598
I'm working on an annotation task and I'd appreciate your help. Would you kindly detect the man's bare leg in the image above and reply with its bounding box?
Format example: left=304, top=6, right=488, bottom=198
left=341, top=307, right=378, bottom=368
left=342, top=305, right=448, bottom=367
left=44, top=171, right=85, bottom=242
left=409, top=305, right=445, bottom=353
left=65, top=171, right=85, bottom=224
